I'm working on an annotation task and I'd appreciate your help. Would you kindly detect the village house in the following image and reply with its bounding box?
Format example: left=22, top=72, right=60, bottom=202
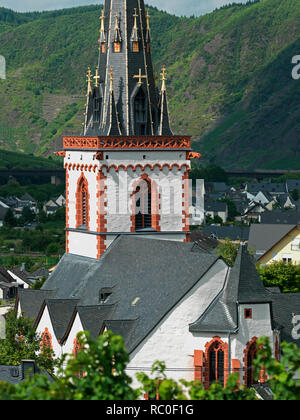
left=248, top=224, right=300, bottom=264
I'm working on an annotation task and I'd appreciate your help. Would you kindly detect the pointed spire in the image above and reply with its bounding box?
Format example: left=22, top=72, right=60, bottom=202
left=131, top=8, right=140, bottom=42
left=114, top=11, right=122, bottom=43
left=159, top=65, right=172, bottom=136
left=160, top=65, right=167, bottom=93
left=145, top=8, right=151, bottom=44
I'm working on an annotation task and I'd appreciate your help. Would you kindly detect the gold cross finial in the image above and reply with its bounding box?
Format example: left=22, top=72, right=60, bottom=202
left=133, top=8, right=138, bottom=29
left=160, top=66, right=167, bottom=92
left=94, top=67, right=100, bottom=87
left=133, top=68, right=147, bottom=86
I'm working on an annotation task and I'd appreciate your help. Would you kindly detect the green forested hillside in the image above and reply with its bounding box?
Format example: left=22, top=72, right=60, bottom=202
left=0, top=0, right=299, bottom=169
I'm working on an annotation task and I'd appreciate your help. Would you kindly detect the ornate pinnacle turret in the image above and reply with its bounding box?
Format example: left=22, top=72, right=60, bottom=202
left=131, top=8, right=140, bottom=42
left=160, top=66, right=167, bottom=93
left=145, top=8, right=151, bottom=43
left=99, top=9, right=106, bottom=44
left=114, top=12, right=122, bottom=43
left=87, top=67, right=92, bottom=94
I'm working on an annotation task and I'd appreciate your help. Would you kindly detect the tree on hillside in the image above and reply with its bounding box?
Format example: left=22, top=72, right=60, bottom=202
left=3, top=209, right=17, bottom=228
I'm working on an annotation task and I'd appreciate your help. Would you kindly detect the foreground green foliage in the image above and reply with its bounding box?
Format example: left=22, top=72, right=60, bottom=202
left=0, top=330, right=299, bottom=400
left=257, top=262, right=300, bottom=293
left=215, top=239, right=239, bottom=267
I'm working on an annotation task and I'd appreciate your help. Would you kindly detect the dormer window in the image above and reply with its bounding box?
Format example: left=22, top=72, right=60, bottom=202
left=114, top=42, right=121, bottom=53
left=132, top=41, right=139, bottom=53
left=100, top=289, right=112, bottom=304
left=101, top=42, right=106, bottom=54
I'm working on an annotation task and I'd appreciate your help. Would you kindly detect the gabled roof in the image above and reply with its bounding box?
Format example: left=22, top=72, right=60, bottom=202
left=189, top=246, right=272, bottom=333
left=261, top=211, right=300, bottom=225
left=20, top=236, right=222, bottom=353
left=248, top=224, right=298, bottom=258
left=0, top=265, right=15, bottom=284
left=46, top=299, right=80, bottom=342
left=17, top=289, right=56, bottom=321
left=203, top=225, right=250, bottom=241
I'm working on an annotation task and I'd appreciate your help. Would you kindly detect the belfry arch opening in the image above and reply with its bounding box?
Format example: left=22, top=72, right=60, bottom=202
left=134, top=178, right=152, bottom=230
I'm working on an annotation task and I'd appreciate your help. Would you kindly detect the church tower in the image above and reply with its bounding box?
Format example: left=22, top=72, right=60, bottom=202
left=60, top=0, right=201, bottom=259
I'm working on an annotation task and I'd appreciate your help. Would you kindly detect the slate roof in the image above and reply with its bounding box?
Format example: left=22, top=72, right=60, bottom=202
left=268, top=290, right=300, bottom=347
left=45, top=299, right=80, bottom=342
left=246, top=183, right=287, bottom=195
left=189, top=246, right=271, bottom=333
left=248, top=224, right=297, bottom=257
left=19, top=236, right=221, bottom=352
left=203, top=225, right=250, bottom=241
left=190, top=230, right=219, bottom=253
left=17, top=289, right=56, bottom=321
left=0, top=265, right=15, bottom=284
left=260, top=211, right=300, bottom=225
left=205, top=200, right=227, bottom=213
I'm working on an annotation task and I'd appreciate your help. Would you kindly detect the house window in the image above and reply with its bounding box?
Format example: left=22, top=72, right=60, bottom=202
left=114, top=42, right=121, bottom=53
left=146, top=42, right=150, bottom=53
left=244, top=308, right=252, bottom=319
left=134, top=179, right=152, bottom=230
left=101, top=42, right=106, bottom=54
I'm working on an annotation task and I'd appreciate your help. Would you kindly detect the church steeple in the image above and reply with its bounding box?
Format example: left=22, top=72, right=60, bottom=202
left=84, top=0, right=172, bottom=137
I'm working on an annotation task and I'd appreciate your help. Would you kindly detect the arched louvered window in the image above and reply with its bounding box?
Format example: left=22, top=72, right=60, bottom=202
left=76, top=175, right=89, bottom=229
left=134, top=178, right=152, bottom=230
left=93, top=97, right=101, bottom=123
left=208, top=341, right=225, bottom=387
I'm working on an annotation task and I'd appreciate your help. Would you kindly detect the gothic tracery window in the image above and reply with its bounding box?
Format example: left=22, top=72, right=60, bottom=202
left=208, top=341, right=225, bottom=386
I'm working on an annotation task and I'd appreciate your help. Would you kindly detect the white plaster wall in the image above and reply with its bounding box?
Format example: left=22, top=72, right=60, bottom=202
left=7, top=271, right=30, bottom=289
left=127, top=260, right=228, bottom=387
left=68, top=231, right=98, bottom=259
left=36, top=305, right=63, bottom=360
left=231, top=303, right=274, bottom=384
left=63, top=313, right=85, bottom=356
